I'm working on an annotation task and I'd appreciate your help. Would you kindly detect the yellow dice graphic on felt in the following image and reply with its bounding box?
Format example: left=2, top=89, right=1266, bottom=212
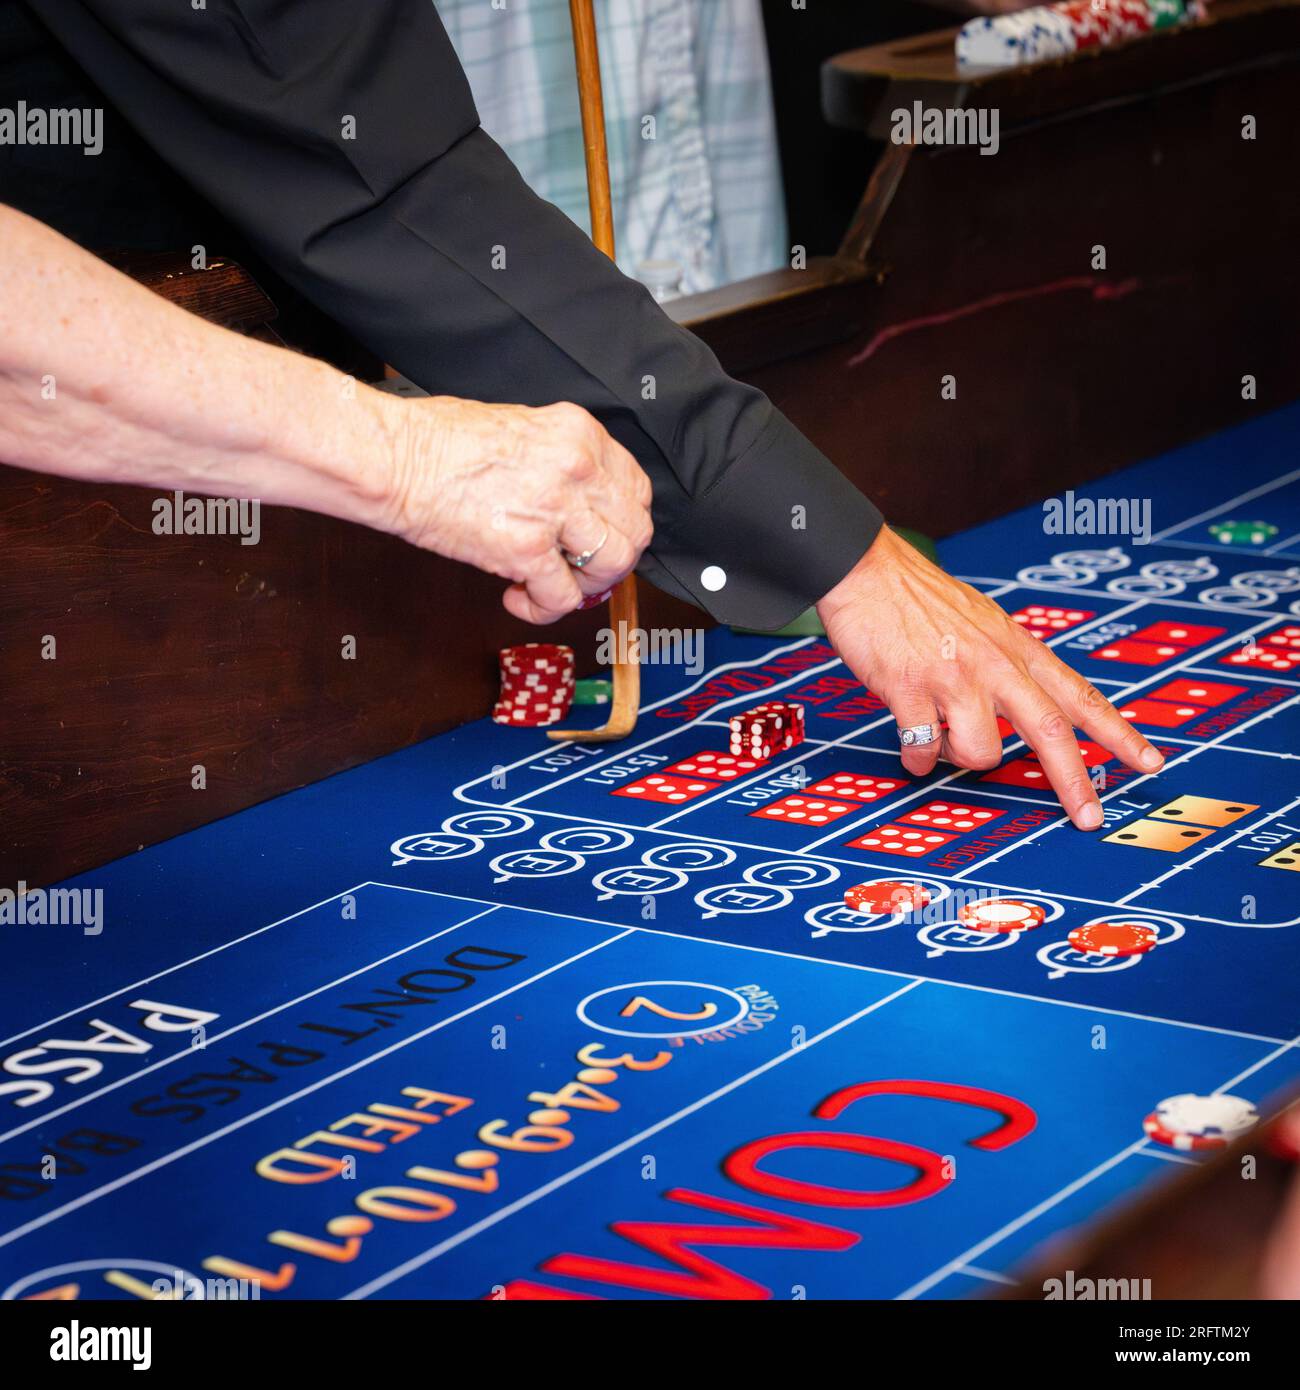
left=1103, top=819, right=1215, bottom=852
left=1259, top=842, right=1300, bottom=872
left=1150, top=795, right=1258, bottom=828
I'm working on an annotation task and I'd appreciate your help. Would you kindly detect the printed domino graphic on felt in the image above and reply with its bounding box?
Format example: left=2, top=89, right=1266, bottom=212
left=897, top=800, right=1006, bottom=831
left=1091, top=638, right=1189, bottom=666
left=662, top=752, right=763, bottom=782
left=1127, top=620, right=1226, bottom=647
left=750, top=796, right=859, bottom=825
left=611, top=774, right=721, bottom=804
left=1117, top=697, right=1208, bottom=728
left=1102, top=819, right=1215, bottom=851
left=845, top=824, right=961, bottom=857
left=1008, top=605, right=1095, bottom=638
left=1220, top=625, right=1300, bottom=674
left=1145, top=678, right=1246, bottom=707
left=807, top=773, right=909, bottom=802
left=1150, top=795, right=1257, bottom=827
left=979, top=757, right=1052, bottom=788
left=1259, top=842, right=1300, bottom=871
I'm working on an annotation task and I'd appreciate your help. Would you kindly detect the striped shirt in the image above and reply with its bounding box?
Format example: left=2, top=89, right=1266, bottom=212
left=435, top=0, right=788, bottom=296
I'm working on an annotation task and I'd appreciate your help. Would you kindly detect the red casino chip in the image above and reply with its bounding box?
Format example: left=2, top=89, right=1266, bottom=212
left=957, top=898, right=1046, bottom=934
left=1068, top=920, right=1158, bottom=957
left=844, top=880, right=932, bottom=915
left=1142, top=1113, right=1224, bottom=1151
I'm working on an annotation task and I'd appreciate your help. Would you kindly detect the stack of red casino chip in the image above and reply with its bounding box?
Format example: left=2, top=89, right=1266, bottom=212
left=1055, top=0, right=1147, bottom=47
left=728, top=701, right=806, bottom=761
left=493, top=643, right=576, bottom=726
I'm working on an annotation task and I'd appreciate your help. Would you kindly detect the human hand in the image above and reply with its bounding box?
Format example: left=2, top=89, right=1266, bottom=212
left=382, top=396, right=653, bottom=624
left=817, top=527, right=1165, bottom=830
left=1258, top=1106, right=1300, bottom=1298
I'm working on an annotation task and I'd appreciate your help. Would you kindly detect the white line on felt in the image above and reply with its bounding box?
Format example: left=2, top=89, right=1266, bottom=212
left=1262, top=529, right=1300, bottom=557
left=1136, top=1146, right=1199, bottom=1166
left=1148, top=466, right=1300, bottom=543
left=0, top=882, right=371, bottom=1053
left=958, top=1264, right=1019, bottom=1285
left=342, top=981, right=925, bottom=1299
left=1213, top=1033, right=1300, bottom=1095
left=0, top=928, right=634, bottom=1251
left=1176, top=664, right=1299, bottom=687
left=0, top=903, right=500, bottom=1149
left=371, top=884, right=1295, bottom=1046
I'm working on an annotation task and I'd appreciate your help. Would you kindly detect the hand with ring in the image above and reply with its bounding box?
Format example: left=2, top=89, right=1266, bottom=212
left=818, top=527, right=1166, bottom=831
left=381, top=395, right=654, bottom=623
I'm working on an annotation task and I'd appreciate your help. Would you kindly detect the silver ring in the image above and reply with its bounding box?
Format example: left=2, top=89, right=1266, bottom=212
left=898, top=722, right=941, bottom=748
left=562, top=528, right=608, bottom=570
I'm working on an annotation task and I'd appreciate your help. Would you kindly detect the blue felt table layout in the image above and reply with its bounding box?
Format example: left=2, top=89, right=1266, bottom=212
left=3, top=406, right=1299, bottom=1301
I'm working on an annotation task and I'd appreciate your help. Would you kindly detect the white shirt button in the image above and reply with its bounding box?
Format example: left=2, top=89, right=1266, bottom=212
left=700, top=565, right=727, bottom=592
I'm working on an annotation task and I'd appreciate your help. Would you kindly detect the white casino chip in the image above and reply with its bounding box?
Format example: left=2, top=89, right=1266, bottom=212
left=1154, top=1092, right=1259, bottom=1139
left=957, top=899, right=1047, bottom=933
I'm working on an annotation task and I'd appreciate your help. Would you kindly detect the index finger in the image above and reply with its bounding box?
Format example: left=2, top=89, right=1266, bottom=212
left=1029, top=648, right=1165, bottom=776
left=999, top=675, right=1104, bottom=830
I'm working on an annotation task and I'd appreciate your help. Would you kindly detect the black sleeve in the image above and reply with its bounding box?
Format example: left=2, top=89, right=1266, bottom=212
left=34, top=0, right=884, bottom=628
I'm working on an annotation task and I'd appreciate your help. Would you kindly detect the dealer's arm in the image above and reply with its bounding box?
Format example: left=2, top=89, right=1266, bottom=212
left=0, top=204, right=652, bottom=622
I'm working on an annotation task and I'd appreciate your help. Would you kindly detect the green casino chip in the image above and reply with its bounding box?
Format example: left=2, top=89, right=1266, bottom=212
left=573, top=678, right=612, bottom=705
left=1208, top=519, right=1278, bottom=546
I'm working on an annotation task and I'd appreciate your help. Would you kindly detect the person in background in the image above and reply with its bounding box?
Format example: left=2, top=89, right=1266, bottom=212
left=437, top=0, right=789, bottom=299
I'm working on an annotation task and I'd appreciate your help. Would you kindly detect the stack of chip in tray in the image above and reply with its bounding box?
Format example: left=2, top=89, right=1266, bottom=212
left=956, top=0, right=1202, bottom=68
left=493, top=643, right=575, bottom=726
left=728, top=700, right=805, bottom=762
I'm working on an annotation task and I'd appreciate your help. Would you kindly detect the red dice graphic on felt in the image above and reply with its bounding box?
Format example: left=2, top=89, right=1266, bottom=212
left=662, top=751, right=762, bottom=782
left=845, top=823, right=961, bottom=857
left=1008, top=605, right=1095, bottom=640
left=1127, top=620, right=1226, bottom=648
left=1220, top=629, right=1300, bottom=674
left=1117, top=697, right=1208, bottom=728
left=807, top=772, right=908, bottom=803
left=897, top=800, right=1005, bottom=832
left=750, top=795, right=859, bottom=826
left=1091, top=638, right=1188, bottom=666
left=1146, top=678, right=1246, bottom=708
left=612, top=773, right=721, bottom=804
left=979, top=757, right=1053, bottom=788
left=1074, top=740, right=1116, bottom=766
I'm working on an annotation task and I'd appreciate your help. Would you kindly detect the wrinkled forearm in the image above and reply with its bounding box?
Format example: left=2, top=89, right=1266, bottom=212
left=0, top=205, right=398, bottom=530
